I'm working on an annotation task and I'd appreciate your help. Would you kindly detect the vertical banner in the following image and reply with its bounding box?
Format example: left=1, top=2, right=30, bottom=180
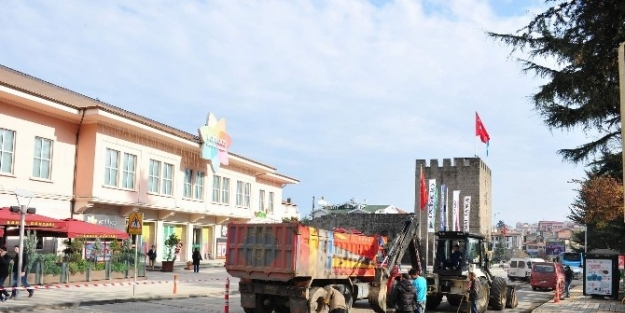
left=445, top=188, right=449, bottom=231
left=452, top=190, right=460, bottom=231
left=463, top=196, right=471, bottom=232
left=427, top=179, right=437, bottom=233
left=439, top=184, right=446, bottom=231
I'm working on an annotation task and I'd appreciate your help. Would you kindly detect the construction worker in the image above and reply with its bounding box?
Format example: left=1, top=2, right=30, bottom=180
left=467, top=272, right=478, bottom=313
left=389, top=273, right=416, bottom=313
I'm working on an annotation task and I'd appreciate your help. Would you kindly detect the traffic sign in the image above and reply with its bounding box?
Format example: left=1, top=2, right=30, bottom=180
left=127, top=212, right=143, bottom=235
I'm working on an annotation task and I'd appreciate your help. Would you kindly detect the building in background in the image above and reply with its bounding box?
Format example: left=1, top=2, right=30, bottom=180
left=0, top=65, right=298, bottom=261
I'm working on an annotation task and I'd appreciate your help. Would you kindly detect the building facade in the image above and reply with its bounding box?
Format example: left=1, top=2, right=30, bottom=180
left=0, top=65, right=299, bottom=261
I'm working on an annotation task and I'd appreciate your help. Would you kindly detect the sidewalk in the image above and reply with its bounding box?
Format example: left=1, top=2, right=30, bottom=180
left=533, top=285, right=625, bottom=313
left=0, top=259, right=234, bottom=313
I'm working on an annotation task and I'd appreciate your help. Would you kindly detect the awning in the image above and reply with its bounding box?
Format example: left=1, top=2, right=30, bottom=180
left=0, top=207, right=67, bottom=228
left=4, top=218, right=129, bottom=239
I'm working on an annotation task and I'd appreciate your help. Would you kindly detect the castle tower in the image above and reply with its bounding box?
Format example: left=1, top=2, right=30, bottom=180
left=415, top=157, right=493, bottom=244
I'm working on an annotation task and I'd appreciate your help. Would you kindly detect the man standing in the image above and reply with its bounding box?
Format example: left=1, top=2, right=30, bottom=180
left=147, top=245, right=157, bottom=270
left=467, top=272, right=478, bottom=313
left=409, top=268, right=427, bottom=313
left=389, top=273, right=416, bottom=313
left=0, top=247, right=11, bottom=301
left=10, top=245, right=33, bottom=299
left=564, top=266, right=574, bottom=298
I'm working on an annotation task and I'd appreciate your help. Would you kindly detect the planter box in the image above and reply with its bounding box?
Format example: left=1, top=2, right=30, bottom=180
left=42, top=274, right=61, bottom=285
left=161, top=261, right=174, bottom=272
left=110, top=272, right=125, bottom=279
left=89, top=270, right=107, bottom=282
left=68, top=273, right=86, bottom=283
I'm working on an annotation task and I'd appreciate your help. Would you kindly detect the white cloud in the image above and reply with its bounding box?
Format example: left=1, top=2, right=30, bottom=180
left=0, top=0, right=586, bottom=225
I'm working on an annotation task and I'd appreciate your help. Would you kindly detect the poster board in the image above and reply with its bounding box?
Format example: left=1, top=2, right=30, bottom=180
left=583, top=253, right=619, bottom=299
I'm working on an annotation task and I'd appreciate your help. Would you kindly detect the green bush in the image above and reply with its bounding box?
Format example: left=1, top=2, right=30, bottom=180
left=67, top=260, right=87, bottom=275
left=111, top=261, right=127, bottom=273
left=41, top=253, right=62, bottom=276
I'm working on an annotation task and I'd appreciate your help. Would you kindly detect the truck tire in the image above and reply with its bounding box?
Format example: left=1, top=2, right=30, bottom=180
left=488, top=277, right=507, bottom=310
left=368, top=284, right=387, bottom=313
left=308, top=287, right=328, bottom=313
left=426, top=294, right=443, bottom=310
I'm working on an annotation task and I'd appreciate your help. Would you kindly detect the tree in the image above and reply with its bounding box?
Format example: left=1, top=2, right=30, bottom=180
left=488, top=1, right=625, bottom=172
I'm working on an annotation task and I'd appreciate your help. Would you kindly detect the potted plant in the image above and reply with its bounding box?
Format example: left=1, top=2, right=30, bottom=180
left=186, top=261, right=193, bottom=270
left=161, top=233, right=180, bottom=272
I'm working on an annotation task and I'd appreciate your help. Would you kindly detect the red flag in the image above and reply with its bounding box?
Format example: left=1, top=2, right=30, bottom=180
left=502, top=225, right=507, bottom=236
left=419, top=166, right=427, bottom=211
left=475, top=112, right=490, bottom=143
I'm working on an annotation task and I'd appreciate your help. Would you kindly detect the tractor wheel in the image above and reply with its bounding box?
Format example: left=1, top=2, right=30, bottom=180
left=368, top=283, right=387, bottom=313
left=308, top=287, right=328, bottom=313
left=447, top=294, right=464, bottom=306
left=506, top=286, right=519, bottom=308
left=476, top=278, right=490, bottom=313
left=426, top=294, right=443, bottom=310
left=488, top=277, right=507, bottom=310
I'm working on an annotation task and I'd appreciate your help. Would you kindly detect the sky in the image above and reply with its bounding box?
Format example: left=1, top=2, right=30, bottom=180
left=0, top=0, right=589, bottom=226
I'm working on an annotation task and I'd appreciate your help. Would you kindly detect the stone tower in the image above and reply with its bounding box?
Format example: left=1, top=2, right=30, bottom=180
left=415, top=157, right=492, bottom=257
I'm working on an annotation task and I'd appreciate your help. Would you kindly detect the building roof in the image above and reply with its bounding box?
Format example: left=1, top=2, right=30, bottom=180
left=0, top=64, right=298, bottom=182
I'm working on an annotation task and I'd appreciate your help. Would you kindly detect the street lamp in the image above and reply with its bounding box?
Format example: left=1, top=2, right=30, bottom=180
left=11, top=189, right=35, bottom=296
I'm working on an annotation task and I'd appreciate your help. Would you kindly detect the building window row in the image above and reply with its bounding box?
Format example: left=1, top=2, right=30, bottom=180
left=105, top=148, right=137, bottom=190
left=1, top=128, right=54, bottom=180
left=183, top=169, right=205, bottom=200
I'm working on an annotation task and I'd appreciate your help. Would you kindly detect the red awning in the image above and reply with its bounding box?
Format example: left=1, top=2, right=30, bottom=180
left=5, top=218, right=129, bottom=239
left=0, top=207, right=67, bottom=228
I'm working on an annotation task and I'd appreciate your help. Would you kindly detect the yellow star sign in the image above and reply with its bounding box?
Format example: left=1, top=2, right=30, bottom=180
left=127, top=212, right=143, bottom=235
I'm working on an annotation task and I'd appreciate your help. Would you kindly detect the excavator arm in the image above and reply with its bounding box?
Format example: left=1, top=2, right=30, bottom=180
left=369, top=213, right=423, bottom=313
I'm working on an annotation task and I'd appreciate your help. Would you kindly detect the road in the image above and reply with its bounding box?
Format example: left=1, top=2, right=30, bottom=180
left=35, top=267, right=565, bottom=313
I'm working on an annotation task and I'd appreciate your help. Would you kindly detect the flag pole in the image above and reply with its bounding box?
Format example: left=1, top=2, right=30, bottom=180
left=418, top=165, right=422, bottom=239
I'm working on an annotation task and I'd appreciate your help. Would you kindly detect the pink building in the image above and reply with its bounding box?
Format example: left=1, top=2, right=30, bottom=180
left=0, top=65, right=298, bottom=261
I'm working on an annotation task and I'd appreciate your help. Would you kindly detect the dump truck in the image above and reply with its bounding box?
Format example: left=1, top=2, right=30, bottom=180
left=225, top=214, right=517, bottom=313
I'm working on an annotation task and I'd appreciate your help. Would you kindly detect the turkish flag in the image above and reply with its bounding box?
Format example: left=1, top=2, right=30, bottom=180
left=475, top=112, right=490, bottom=143
left=420, top=168, right=428, bottom=211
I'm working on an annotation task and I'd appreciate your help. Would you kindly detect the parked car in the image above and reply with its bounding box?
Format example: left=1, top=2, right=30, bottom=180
left=530, top=262, right=566, bottom=293
left=507, top=257, right=545, bottom=281
left=570, top=266, right=582, bottom=280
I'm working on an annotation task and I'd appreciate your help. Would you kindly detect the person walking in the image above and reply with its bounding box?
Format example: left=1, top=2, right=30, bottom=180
left=564, top=266, right=574, bottom=298
left=322, top=285, right=347, bottom=313
left=0, top=247, right=11, bottom=301
left=10, top=245, right=33, bottom=299
left=467, top=272, right=478, bottom=313
left=409, top=268, right=427, bottom=313
left=147, top=245, right=157, bottom=270
left=191, top=248, right=202, bottom=273
left=389, top=273, right=416, bottom=313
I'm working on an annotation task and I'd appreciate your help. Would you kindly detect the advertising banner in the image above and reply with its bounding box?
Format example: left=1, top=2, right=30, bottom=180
left=585, top=259, right=613, bottom=296
left=427, top=179, right=437, bottom=233
left=463, top=196, right=471, bottom=232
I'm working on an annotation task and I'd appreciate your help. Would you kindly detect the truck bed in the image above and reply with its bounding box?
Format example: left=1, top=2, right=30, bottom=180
left=225, top=222, right=383, bottom=281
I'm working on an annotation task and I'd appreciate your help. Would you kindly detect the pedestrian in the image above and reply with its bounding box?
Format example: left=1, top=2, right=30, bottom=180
left=0, top=247, right=11, bottom=301
left=192, top=248, right=202, bottom=273
left=173, top=243, right=182, bottom=262
left=10, top=245, right=33, bottom=299
left=467, top=272, right=478, bottom=313
left=147, top=245, right=157, bottom=270
left=564, top=266, right=574, bottom=298
left=322, top=285, right=347, bottom=313
left=409, top=268, right=427, bottom=313
left=389, top=273, right=416, bottom=313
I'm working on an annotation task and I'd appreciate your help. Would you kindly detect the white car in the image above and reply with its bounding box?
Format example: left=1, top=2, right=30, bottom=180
left=571, top=267, right=582, bottom=280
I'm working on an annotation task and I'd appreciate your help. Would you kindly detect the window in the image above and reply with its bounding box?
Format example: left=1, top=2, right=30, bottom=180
left=212, top=175, right=221, bottom=202
left=0, top=128, right=15, bottom=174
left=32, top=137, right=52, bottom=179
left=104, top=149, right=120, bottom=186
left=236, top=181, right=244, bottom=206
left=244, top=182, right=251, bottom=208
left=148, top=159, right=161, bottom=193
left=221, top=178, right=230, bottom=204
left=121, top=153, right=136, bottom=189
left=194, top=171, right=204, bottom=200
left=259, top=190, right=265, bottom=212
left=183, top=169, right=193, bottom=198
left=162, top=163, right=174, bottom=195
left=269, top=192, right=275, bottom=214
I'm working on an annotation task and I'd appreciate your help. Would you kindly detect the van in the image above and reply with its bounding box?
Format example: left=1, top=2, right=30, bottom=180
left=507, top=257, right=545, bottom=281
left=530, top=262, right=565, bottom=293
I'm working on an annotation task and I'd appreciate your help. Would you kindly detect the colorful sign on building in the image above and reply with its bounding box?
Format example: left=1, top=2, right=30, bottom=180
left=199, top=113, right=232, bottom=172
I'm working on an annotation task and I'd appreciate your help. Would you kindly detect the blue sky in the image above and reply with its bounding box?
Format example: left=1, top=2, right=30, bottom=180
left=0, top=0, right=587, bottom=226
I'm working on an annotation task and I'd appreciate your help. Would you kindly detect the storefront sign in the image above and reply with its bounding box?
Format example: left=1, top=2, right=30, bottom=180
left=199, top=113, right=232, bottom=172
left=86, top=214, right=126, bottom=231
left=7, top=220, right=55, bottom=227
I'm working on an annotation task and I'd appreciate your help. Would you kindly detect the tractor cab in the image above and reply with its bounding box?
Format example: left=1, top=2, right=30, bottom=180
left=434, top=231, right=486, bottom=276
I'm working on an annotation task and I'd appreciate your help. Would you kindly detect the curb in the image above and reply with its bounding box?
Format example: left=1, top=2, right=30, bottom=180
left=0, top=290, right=241, bottom=313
